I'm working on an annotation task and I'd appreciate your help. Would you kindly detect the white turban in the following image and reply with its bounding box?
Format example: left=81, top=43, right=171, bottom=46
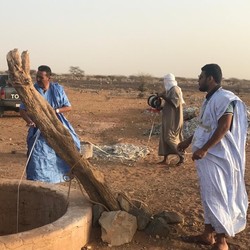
left=163, top=73, right=185, bottom=104
left=163, top=73, right=177, bottom=91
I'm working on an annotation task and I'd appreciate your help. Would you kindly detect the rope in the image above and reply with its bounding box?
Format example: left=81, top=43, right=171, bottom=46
left=64, top=154, right=85, bottom=203
left=147, top=112, right=158, bottom=147
left=16, top=130, right=41, bottom=233
left=64, top=155, right=110, bottom=211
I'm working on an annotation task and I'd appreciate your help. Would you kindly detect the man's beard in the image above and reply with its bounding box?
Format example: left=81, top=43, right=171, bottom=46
left=199, top=84, right=208, bottom=92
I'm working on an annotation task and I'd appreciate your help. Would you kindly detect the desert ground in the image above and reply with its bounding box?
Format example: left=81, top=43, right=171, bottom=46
left=0, top=77, right=249, bottom=250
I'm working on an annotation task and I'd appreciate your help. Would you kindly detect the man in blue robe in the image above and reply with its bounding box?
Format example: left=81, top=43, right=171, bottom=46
left=20, top=65, right=80, bottom=183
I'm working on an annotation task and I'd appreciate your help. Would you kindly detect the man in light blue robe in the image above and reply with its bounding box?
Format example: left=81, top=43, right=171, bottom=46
left=20, top=65, right=80, bottom=183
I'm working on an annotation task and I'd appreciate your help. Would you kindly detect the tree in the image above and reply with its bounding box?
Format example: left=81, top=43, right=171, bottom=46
left=69, top=66, right=85, bottom=79
left=7, top=49, right=149, bottom=219
left=7, top=49, right=119, bottom=211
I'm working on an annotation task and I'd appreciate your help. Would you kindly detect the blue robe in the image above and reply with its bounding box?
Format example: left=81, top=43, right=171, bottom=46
left=20, top=82, right=80, bottom=183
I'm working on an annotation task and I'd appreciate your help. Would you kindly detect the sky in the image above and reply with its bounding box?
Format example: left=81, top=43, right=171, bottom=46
left=0, top=0, right=250, bottom=79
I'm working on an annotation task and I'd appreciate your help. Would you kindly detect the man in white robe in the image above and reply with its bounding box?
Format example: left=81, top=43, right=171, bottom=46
left=178, top=64, right=248, bottom=250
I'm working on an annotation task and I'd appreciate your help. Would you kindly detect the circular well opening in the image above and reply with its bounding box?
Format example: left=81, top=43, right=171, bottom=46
left=0, top=180, right=68, bottom=236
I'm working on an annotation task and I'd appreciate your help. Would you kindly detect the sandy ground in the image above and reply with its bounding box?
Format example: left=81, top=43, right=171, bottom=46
left=0, top=81, right=249, bottom=250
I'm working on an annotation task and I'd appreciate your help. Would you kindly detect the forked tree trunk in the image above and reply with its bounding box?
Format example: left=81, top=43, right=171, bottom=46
left=6, top=49, right=120, bottom=211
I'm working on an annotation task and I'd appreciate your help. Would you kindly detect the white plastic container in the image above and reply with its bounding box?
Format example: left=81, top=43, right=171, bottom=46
left=80, top=141, right=93, bottom=159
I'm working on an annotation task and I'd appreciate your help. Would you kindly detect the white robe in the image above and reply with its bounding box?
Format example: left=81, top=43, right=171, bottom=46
left=192, top=88, right=248, bottom=236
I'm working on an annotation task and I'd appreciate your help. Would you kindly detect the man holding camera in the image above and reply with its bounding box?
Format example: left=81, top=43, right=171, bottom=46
left=157, top=73, right=185, bottom=166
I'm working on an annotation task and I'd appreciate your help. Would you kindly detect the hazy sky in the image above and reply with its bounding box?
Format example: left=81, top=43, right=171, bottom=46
left=0, top=0, right=250, bottom=79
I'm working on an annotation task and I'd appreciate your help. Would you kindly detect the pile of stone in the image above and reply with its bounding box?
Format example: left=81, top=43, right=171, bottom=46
left=92, top=194, right=184, bottom=247
left=144, top=107, right=200, bottom=139
left=144, top=106, right=250, bottom=140
left=92, top=143, right=150, bottom=162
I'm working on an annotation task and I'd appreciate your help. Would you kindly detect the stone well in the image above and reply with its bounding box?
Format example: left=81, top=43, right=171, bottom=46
left=0, top=179, right=92, bottom=250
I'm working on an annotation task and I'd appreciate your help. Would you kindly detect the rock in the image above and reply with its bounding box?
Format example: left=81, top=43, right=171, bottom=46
left=144, top=217, right=170, bottom=238
left=143, top=108, right=200, bottom=139
left=92, top=204, right=105, bottom=227
left=99, top=210, right=137, bottom=246
left=183, top=107, right=199, bottom=121
left=153, top=210, right=184, bottom=225
left=117, top=194, right=151, bottom=230
left=183, top=117, right=199, bottom=139
left=117, top=194, right=131, bottom=212
left=129, top=206, right=151, bottom=231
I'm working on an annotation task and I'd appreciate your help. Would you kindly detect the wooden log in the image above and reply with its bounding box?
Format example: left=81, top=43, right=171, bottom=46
left=6, top=49, right=120, bottom=211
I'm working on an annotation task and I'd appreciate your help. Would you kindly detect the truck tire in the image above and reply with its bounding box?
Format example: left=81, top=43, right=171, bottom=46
left=0, top=107, right=4, bottom=118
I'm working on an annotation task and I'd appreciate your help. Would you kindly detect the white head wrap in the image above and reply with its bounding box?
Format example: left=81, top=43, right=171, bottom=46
left=163, top=73, right=185, bottom=104
left=163, top=73, right=177, bottom=91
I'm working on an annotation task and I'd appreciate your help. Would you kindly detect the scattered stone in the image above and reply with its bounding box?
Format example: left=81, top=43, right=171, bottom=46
left=144, top=117, right=199, bottom=139
left=92, top=204, right=106, bottom=227
left=117, top=193, right=151, bottom=230
left=153, top=210, right=184, bottom=225
left=129, top=205, right=151, bottom=231
left=117, top=194, right=131, bottom=212
left=183, top=107, right=199, bottom=121
left=144, top=105, right=250, bottom=140
left=143, top=124, right=160, bottom=136
left=99, top=210, right=137, bottom=246
left=144, top=217, right=170, bottom=238
left=183, top=117, right=199, bottom=139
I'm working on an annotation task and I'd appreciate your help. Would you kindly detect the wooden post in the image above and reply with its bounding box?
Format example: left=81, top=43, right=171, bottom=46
left=6, top=49, right=120, bottom=211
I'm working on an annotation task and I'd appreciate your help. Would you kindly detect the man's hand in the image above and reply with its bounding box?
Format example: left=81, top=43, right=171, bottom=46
left=26, top=121, right=36, bottom=127
left=177, top=136, right=193, bottom=152
left=157, top=91, right=166, bottom=98
left=192, top=148, right=207, bottom=161
left=191, top=114, right=233, bottom=161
